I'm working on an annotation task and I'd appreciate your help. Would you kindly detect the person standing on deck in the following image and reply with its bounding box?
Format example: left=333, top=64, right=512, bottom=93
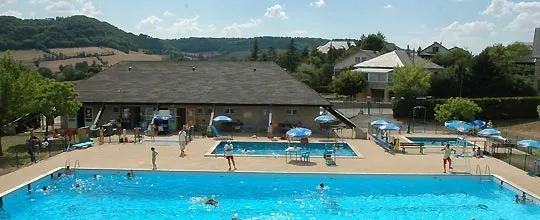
left=224, top=140, right=237, bottom=171
left=441, top=144, right=456, bottom=173
left=178, top=129, right=187, bottom=157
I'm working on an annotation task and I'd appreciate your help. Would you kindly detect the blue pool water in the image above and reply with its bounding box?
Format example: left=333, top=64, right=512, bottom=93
left=407, top=137, right=475, bottom=147
left=211, top=141, right=357, bottom=156
left=1, top=170, right=539, bottom=219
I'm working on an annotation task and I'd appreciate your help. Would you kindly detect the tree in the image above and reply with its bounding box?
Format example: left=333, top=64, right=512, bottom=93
left=39, top=79, right=81, bottom=134
left=0, top=53, right=42, bottom=156
left=391, top=66, right=431, bottom=99
left=301, top=47, right=309, bottom=59
left=330, top=70, right=367, bottom=99
left=74, top=61, right=89, bottom=73
left=292, top=63, right=322, bottom=88
left=37, top=67, right=54, bottom=78
left=267, top=47, right=277, bottom=61
left=434, top=98, right=482, bottom=123
left=360, top=33, right=385, bottom=51
left=250, top=38, right=259, bottom=61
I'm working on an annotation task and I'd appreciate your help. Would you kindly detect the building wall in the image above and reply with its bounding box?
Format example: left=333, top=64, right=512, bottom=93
left=334, top=50, right=377, bottom=74
left=534, top=58, right=540, bottom=95
left=75, top=104, right=322, bottom=133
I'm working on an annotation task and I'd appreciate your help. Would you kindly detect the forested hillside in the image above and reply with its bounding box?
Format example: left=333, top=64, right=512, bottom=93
left=0, top=15, right=326, bottom=55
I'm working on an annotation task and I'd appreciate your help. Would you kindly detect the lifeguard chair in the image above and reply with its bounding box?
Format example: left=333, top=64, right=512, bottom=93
left=324, top=144, right=336, bottom=166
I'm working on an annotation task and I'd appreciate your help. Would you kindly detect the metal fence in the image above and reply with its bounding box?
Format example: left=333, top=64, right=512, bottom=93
left=490, top=144, right=540, bottom=176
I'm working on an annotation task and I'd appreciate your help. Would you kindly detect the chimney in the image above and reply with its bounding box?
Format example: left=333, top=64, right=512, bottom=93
left=192, top=66, right=196, bottom=71
left=128, top=66, right=132, bottom=71
left=253, top=68, right=257, bottom=72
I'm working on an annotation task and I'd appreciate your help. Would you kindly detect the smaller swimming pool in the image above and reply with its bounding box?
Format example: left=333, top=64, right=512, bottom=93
left=211, top=141, right=357, bottom=157
left=407, top=137, right=475, bottom=147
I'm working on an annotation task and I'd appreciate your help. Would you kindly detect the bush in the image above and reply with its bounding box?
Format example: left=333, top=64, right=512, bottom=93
left=434, top=98, right=482, bottom=123
left=393, top=97, right=540, bottom=120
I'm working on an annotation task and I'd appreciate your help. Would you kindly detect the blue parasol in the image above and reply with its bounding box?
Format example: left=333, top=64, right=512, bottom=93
left=517, top=140, right=540, bottom=149
left=445, top=120, right=473, bottom=132
left=370, top=119, right=389, bottom=126
left=213, top=115, right=232, bottom=122
left=477, top=128, right=501, bottom=137
left=471, top=120, right=486, bottom=128
left=314, top=115, right=336, bottom=123
left=286, top=127, right=312, bottom=138
left=378, top=123, right=401, bottom=131
left=153, top=114, right=173, bottom=121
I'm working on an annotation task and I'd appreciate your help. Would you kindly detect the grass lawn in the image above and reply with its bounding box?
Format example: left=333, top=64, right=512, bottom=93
left=0, top=133, right=66, bottom=176
left=496, top=119, right=540, bottom=140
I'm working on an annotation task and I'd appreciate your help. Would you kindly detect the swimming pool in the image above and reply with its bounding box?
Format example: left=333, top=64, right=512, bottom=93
left=407, top=137, right=475, bottom=147
left=1, top=169, right=539, bottom=219
left=211, top=141, right=357, bottom=157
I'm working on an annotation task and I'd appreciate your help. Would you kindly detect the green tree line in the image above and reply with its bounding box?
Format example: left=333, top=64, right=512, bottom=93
left=0, top=15, right=326, bottom=54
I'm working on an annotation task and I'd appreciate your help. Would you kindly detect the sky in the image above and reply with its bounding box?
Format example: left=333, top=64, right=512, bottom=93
left=1, top=0, right=540, bottom=54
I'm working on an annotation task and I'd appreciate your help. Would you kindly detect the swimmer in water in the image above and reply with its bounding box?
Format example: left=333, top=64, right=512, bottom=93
left=318, top=183, right=327, bottom=190
left=127, top=170, right=134, bottom=179
left=204, top=195, right=219, bottom=207
left=42, top=186, right=48, bottom=191
left=515, top=194, right=521, bottom=203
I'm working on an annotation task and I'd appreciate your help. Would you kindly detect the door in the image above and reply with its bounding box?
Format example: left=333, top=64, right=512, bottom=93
left=120, top=107, right=131, bottom=129
left=186, top=107, right=196, bottom=126
left=176, top=108, right=186, bottom=130
left=76, top=108, right=85, bottom=128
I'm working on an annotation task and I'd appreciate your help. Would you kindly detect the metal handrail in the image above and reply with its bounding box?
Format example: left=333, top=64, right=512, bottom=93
left=475, top=164, right=481, bottom=175
left=485, top=165, right=491, bottom=175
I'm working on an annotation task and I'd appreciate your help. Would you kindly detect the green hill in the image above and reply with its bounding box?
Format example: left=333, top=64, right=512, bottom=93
left=0, top=15, right=400, bottom=57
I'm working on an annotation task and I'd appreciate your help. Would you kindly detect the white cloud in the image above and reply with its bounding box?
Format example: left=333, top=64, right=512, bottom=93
left=310, top=0, right=326, bottom=7
left=505, top=11, right=540, bottom=31
left=383, top=4, right=392, bottom=9
left=43, top=0, right=99, bottom=17
left=265, top=4, right=288, bottom=20
left=207, top=24, right=216, bottom=32
left=45, top=1, right=74, bottom=13
left=162, top=10, right=173, bottom=17
left=168, top=15, right=203, bottom=36
left=0, top=0, right=17, bottom=7
left=220, top=18, right=262, bottom=37
left=0, top=10, right=22, bottom=18
left=28, top=0, right=49, bottom=4
left=137, top=15, right=163, bottom=30
left=482, top=0, right=540, bottom=32
left=438, top=21, right=496, bottom=53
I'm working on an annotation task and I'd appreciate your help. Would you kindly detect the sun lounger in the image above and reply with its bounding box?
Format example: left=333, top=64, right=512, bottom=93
left=400, top=142, right=425, bottom=154
left=72, top=141, right=94, bottom=149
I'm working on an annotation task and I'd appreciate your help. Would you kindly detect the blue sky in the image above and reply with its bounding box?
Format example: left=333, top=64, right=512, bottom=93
left=1, top=0, right=539, bottom=53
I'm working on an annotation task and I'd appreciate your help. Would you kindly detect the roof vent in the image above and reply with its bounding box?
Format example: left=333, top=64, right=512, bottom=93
left=128, top=66, right=132, bottom=71
left=192, top=66, right=196, bottom=71
left=253, top=68, right=257, bottom=72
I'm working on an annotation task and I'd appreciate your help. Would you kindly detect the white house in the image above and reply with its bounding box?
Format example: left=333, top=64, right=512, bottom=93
left=419, top=42, right=450, bottom=59
left=353, top=50, right=443, bottom=102
left=316, top=41, right=356, bottom=54
left=333, top=49, right=380, bottom=76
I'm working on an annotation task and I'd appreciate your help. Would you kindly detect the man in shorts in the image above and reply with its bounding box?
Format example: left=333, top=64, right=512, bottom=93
left=224, top=140, right=237, bottom=171
left=441, top=144, right=456, bottom=173
left=178, top=129, right=187, bottom=157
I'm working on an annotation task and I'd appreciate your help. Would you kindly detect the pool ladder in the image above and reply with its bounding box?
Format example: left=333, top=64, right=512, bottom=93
left=65, top=159, right=80, bottom=169
left=475, top=164, right=491, bottom=181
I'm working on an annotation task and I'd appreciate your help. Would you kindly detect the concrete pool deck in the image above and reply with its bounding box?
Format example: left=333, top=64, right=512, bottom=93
left=1, top=136, right=539, bottom=199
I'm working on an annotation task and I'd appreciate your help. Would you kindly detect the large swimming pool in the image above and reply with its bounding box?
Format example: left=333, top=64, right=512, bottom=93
left=407, top=137, right=475, bottom=147
left=1, top=169, right=539, bottom=219
left=211, top=141, right=357, bottom=157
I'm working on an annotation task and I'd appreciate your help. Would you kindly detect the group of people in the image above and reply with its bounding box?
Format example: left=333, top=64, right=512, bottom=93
left=26, top=132, right=49, bottom=163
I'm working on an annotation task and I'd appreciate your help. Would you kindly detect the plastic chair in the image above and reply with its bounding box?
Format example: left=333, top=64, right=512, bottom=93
left=301, top=152, right=311, bottom=162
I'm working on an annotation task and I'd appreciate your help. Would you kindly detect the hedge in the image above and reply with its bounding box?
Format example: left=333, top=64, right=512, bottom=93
left=393, top=97, right=540, bottom=120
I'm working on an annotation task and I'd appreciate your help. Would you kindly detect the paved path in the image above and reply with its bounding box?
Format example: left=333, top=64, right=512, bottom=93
left=1, top=136, right=539, bottom=199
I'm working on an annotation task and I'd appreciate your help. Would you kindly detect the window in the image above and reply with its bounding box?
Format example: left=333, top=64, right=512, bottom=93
left=387, top=72, right=393, bottom=82
left=368, top=73, right=387, bottom=82
left=206, top=108, right=212, bottom=115
left=84, top=108, right=93, bottom=123
left=223, top=108, right=236, bottom=114
left=362, top=57, right=367, bottom=62
left=355, top=57, right=361, bottom=63
left=433, top=47, right=439, bottom=53
left=197, top=108, right=203, bottom=115
left=144, top=108, right=154, bottom=120
left=286, top=109, right=298, bottom=115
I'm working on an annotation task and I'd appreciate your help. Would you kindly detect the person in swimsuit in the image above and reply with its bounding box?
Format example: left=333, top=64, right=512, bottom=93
left=224, top=140, right=237, bottom=171
left=441, top=144, right=456, bottom=173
